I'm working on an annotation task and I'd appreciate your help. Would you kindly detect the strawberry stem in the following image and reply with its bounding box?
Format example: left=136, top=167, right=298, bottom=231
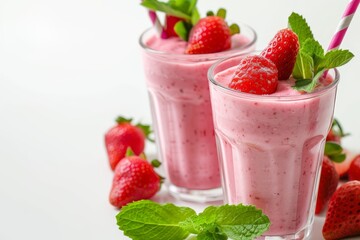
left=216, top=8, right=226, bottom=19
left=125, top=147, right=135, bottom=157
left=136, top=123, right=155, bottom=143
left=116, top=116, right=132, bottom=124
left=151, top=159, right=161, bottom=168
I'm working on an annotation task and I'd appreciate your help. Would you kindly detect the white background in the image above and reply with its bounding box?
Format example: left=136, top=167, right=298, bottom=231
left=0, top=0, right=359, bottom=239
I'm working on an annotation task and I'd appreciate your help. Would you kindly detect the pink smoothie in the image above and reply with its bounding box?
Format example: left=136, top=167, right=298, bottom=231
left=140, top=29, right=255, bottom=193
left=210, top=63, right=338, bottom=236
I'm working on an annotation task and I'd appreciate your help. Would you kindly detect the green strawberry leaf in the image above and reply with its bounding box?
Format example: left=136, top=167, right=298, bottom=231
left=325, top=142, right=346, bottom=163
left=292, top=51, right=314, bottom=80
left=329, top=153, right=346, bottom=163
left=151, top=159, right=161, bottom=168
left=229, top=23, right=240, bottom=35
left=332, top=118, right=349, bottom=138
left=288, top=12, right=314, bottom=46
left=141, top=0, right=191, bottom=20
left=206, top=11, right=215, bottom=16
left=117, top=200, right=196, bottom=240
left=216, top=8, right=226, bottom=19
left=116, top=116, right=132, bottom=124
left=136, top=123, right=155, bottom=142
left=318, top=49, right=354, bottom=70
left=180, top=204, right=270, bottom=240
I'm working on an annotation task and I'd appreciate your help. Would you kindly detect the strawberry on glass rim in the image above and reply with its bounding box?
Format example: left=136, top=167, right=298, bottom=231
left=227, top=12, right=353, bottom=96
left=141, top=0, right=240, bottom=54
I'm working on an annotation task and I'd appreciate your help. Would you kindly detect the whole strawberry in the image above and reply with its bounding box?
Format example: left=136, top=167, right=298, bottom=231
left=323, top=181, right=360, bottom=240
left=229, top=55, right=278, bottom=94
left=348, top=155, right=360, bottom=181
left=315, top=156, right=339, bottom=214
left=186, top=16, right=231, bottom=54
left=105, top=116, right=152, bottom=170
left=109, top=153, right=161, bottom=208
left=164, top=15, right=184, bottom=38
left=261, top=29, right=299, bottom=80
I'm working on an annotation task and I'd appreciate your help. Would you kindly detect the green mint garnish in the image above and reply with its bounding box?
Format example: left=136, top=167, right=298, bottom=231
left=180, top=205, right=270, bottom=240
left=141, top=0, right=193, bottom=20
left=141, top=0, right=199, bottom=41
left=141, top=1, right=240, bottom=41
left=288, top=12, right=354, bottom=92
left=116, top=200, right=270, bottom=240
left=117, top=200, right=196, bottom=240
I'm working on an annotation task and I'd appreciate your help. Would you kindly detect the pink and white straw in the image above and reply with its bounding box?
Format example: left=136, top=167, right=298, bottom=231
left=148, top=10, right=167, bottom=39
left=327, top=0, right=360, bottom=51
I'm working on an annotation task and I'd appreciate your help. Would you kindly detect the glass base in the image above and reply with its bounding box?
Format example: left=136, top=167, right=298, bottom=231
left=257, top=221, right=313, bottom=240
left=168, top=184, right=223, bottom=203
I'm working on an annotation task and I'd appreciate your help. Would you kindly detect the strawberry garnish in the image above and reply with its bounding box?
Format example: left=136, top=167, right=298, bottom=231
left=185, top=16, right=231, bottom=54
left=261, top=29, right=299, bottom=80
left=109, top=151, right=161, bottom=208
left=322, top=181, right=360, bottom=240
left=349, top=155, right=360, bottom=181
left=315, top=156, right=339, bottom=214
left=105, top=116, right=152, bottom=170
left=164, top=15, right=184, bottom=38
left=229, top=55, right=278, bottom=95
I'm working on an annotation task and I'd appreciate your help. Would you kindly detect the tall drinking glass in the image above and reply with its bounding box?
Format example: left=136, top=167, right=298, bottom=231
left=208, top=53, right=339, bottom=238
left=139, top=24, right=256, bottom=202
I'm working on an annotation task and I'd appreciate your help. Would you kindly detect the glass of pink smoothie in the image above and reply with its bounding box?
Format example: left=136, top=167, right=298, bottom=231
left=139, top=24, right=256, bottom=202
left=208, top=53, right=339, bottom=238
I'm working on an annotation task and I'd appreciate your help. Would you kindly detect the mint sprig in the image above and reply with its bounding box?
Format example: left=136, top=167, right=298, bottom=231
left=116, top=200, right=270, bottom=240
left=289, top=12, right=354, bottom=92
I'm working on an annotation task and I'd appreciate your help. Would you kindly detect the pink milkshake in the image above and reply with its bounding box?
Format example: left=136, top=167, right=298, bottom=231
left=139, top=25, right=256, bottom=202
left=208, top=53, right=339, bottom=238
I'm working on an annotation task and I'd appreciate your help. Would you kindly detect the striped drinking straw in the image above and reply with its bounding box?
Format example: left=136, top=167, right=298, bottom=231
left=148, top=11, right=167, bottom=39
left=327, top=0, right=360, bottom=51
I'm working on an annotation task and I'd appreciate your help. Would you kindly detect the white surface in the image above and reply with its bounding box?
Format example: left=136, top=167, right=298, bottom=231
left=0, top=0, right=359, bottom=239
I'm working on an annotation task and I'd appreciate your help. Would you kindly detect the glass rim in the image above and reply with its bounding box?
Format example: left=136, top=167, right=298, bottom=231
left=208, top=52, right=340, bottom=101
left=138, top=22, right=257, bottom=61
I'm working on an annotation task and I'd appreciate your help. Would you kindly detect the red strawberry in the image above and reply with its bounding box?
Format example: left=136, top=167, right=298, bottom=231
left=164, top=15, right=183, bottom=38
left=322, top=181, right=360, bottom=240
left=333, top=149, right=353, bottom=178
left=109, top=155, right=161, bottom=208
left=105, top=116, right=152, bottom=170
left=229, top=55, right=278, bottom=95
left=261, top=29, right=299, bottom=80
left=185, top=16, right=231, bottom=54
left=326, top=129, right=341, bottom=143
left=315, top=156, right=339, bottom=214
left=349, top=155, right=360, bottom=181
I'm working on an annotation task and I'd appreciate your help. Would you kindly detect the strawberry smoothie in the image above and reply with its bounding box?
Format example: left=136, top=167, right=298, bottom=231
left=139, top=25, right=256, bottom=202
left=209, top=54, right=339, bottom=237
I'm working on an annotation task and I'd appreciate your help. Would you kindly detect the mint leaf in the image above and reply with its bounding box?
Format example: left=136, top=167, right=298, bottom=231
left=197, top=227, right=227, bottom=240
left=293, top=69, right=324, bottom=92
left=318, top=49, right=354, bottom=70
left=302, top=38, right=325, bottom=70
left=292, top=51, right=314, bottom=80
left=174, top=21, right=190, bottom=41
left=191, top=8, right=200, bottom=25
left=180, top=204, right=270, bottom=240
left=116, top=200, right=196, bottom=240
left=169, top=0, right=196, bottom=16
left=288, top=12, right=314, bottom=45
left=141, top=0, right=191, bottom=20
